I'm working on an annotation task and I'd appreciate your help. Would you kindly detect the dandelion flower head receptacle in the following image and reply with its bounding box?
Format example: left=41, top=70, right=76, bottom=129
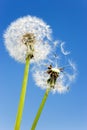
left=3, top=15, right=52, bottom=63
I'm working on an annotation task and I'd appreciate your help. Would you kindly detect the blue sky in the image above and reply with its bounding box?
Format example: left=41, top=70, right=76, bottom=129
left=0, top=0, right=87, bottom=130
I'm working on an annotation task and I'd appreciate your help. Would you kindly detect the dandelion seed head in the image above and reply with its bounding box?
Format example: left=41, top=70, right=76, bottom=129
left=33, top=41, right=77, bottom=94
left=4, top=15, right=52, bottom=63
left=33, top=64, right=71, bottom=94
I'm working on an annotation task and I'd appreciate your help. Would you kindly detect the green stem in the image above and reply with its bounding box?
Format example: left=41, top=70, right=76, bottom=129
left=31, top=88, right=51, bottom=130
left=14, top=57, right=30, bottom=130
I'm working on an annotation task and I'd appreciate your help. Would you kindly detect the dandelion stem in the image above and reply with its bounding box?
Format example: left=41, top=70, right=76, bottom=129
left=14, top=57, right=30, bottom=130
left=31, top=88, right=51, bottom=130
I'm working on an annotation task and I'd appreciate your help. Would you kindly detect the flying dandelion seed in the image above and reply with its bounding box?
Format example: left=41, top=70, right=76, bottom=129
left=53, top=40, right=60, bottom=47
left=3, top=15, right=52, bottom=130
left=60, top=42, right=70, bottom=55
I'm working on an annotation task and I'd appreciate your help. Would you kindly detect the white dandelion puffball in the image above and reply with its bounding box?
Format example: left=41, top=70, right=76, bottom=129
left=33, top=67, right=69, bottom=94
left=33, top=51, right=77, bottom=94
left=3, top=15, right=52, bottom=63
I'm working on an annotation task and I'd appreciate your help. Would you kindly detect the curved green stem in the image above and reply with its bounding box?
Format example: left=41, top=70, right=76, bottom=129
left=31, top=88, right=51, bottom=130
left=14, top=57, right=30, bottom=130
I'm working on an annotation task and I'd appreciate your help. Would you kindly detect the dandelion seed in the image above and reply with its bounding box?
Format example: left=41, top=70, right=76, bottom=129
left=66, top=59, right=77, bottom=81
left=60, top=42, right=70, bottom=55
left=54, top=40, right=60, bottom=47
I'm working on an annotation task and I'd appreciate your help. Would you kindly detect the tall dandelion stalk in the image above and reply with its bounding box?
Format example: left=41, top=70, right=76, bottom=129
left=14, top=57, right=30, bottom=130
left=31, top=88, right=50, bottom=130
left=3, top=15, right=52, bottom=130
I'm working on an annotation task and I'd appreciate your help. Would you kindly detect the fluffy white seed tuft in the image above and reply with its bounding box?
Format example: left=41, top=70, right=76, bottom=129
left=3, top=15, right=52, bottom=63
